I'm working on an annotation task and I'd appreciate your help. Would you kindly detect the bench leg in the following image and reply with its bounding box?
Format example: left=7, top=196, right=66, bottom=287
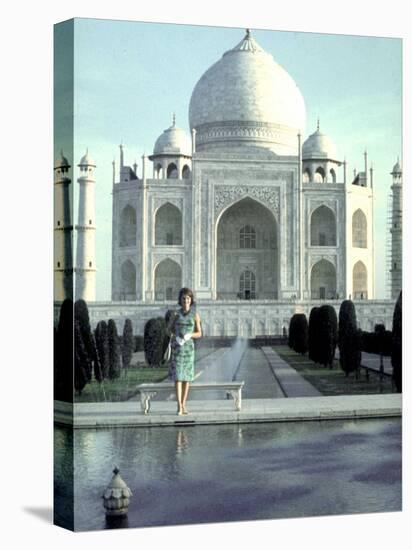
left=140, top=392, right=157, bottom=415
left=227, top=389, right=242, bottom=411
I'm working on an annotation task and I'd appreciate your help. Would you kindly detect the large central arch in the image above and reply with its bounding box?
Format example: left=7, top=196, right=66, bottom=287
left=215, top=197, right=278, bottom=300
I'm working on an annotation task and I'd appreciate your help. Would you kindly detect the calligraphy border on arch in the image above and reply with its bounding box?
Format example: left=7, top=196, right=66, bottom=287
left=214, top=185, right=280, bottom=218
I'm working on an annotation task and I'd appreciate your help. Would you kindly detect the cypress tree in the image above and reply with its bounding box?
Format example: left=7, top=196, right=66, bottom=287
left=55, top=298, right=74, bottom=402
left=317, top=305, right=338, bottom=368
left=74, top=320, right=90, bottom=395
left=122, top=319, right=134, bottom=370
left=144, top=318, right=166, bottom=367
left=308, top=307, right=320, bottom=363
left=95, top=320, right=109, bottom=379
left=338, top=300, right=361, bottom=376
left=108, top=319, right=121, bottom=380
left=289, top=313, right=308, bottom=354
left=74, top=299, right=95, bottom=382
left=391, top=291, right=402, bottom=392
left=288, top=315, right=296, bottom=350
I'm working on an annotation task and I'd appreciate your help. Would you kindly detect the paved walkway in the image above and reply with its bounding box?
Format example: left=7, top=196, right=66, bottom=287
left=55, top=394, right=402, bottom=429
left=233, top=347, right=284, bottom=398
left=261, top=347, right=322, bottom=397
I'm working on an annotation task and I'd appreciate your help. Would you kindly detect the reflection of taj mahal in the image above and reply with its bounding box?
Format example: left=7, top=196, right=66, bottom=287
left=111, top=30, right=375, bottom=304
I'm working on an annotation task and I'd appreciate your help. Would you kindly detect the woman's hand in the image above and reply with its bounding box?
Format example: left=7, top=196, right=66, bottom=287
left=183, top=333, right=192, bottom=342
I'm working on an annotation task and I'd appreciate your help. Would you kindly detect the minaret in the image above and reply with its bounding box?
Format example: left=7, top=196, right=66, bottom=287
left=390, top=158, right=402, bottom=299
left=54, top=151, right=73, bottom=301
left=75, top=150, right=96, bottom=302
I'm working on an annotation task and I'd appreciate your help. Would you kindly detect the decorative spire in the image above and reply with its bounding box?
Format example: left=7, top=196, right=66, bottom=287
left=317, top=118, right=320, bottom=132
left=230, top=29, right=263, bottom=53
left=172, top=112, right=176, bottom=127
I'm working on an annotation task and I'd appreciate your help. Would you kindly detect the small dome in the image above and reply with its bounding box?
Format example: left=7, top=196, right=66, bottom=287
left=78, top=150, right=96, bottom=167
left=391, top=159, right=402, bottom=174
left=302, top=126, right=338, bottom=160
left=55, top=151, right=70, bottom=169
left=153, top=121, right=191, bottom=156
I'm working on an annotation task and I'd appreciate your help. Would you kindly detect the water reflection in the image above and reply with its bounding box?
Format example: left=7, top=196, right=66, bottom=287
left=56, top=418, right=402, bottom=531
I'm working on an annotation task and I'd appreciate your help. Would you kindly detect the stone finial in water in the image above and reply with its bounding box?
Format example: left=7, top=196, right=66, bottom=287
left=102, top=466, right=133, bottom=517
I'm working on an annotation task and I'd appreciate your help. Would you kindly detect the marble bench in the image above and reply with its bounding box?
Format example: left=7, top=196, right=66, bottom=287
left=137, top=381, right=245, bottom=414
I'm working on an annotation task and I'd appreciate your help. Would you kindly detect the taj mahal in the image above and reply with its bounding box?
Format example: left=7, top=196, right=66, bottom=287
left=54, top=29, right=402, bottom=335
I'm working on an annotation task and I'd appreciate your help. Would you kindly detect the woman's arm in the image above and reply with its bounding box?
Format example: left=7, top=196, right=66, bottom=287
left=191, top=313, right=202, bottom=340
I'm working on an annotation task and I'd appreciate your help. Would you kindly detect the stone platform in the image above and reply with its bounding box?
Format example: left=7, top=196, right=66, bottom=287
left=54, top=394, right=401, bottom=429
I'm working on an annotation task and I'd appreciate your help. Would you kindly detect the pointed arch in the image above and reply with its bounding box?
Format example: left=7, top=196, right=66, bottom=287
left=120, top=259, right=136, bottom=300
left=329, top=168, right=337, bottom=183
left=303, top=168, right=311, bottom=183
left=353, top=260, right=367, bottom=299
left=216, top=197, right=278, bottom=300
left=310, top=205, right=336, bottom=246
left=154, top=258, right=182, bottom=301
left=311, top=259, right=336, bottom=299
left=119, top=205, right=136, bottom=247
left=155, top=202, right=182, bottom=245
left=182, top=165, right=191, bottom=179
left=155, top=163, right=162, bottom=179
left=352, top=209, right=367, bottom=248
left=167, top=162, right=178, bottom=179
left=314, top=166, right=325, bottom=183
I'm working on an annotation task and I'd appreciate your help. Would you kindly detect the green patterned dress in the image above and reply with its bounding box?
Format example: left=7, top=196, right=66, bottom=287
left=169, top=308, right=196, bottom=382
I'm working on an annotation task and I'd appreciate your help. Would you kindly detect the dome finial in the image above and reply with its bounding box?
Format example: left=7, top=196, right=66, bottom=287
left=246, top=28, right=251, bottom=37
left=317, top=118, right=320, bottom=131
left=172, top=112, right=176, bottom=127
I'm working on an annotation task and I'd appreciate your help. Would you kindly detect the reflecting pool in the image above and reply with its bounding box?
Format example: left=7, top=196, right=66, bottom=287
left=54, top=418, right=401, bottom=531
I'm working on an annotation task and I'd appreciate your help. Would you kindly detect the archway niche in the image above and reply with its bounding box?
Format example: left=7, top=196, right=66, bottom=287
left=352, top=209, right=367, bottom=248
left=310, top=259, right=336, bottom=299
left=167, top=163, right=178, bottom=179
left=310, top=205, right=336, bottom=246
left=302, top=169, right=311, bottom=183
left=155, top=203, right=182, bottom=245
left=119, top=205, right=137, bottom=247
left=182, top=165, right=191, bottom=179
left=154, top=259, right=182, bottom=301
left=120, top=260, right=136, bottom=300
left=216, top=197, right=278, bottom=300
left=314, top=167, right=325, bottom=183
left=353, top=260, right=367, bottom=299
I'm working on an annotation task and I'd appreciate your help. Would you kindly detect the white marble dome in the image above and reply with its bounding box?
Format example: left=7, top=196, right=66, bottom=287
left=153, top=122, right=191, bottom=156
left=55, top=151, right=70, bottom=169
left=302, top=127, right=338, bottom=160
left=189, top=30, right=306, bottom=154
left=79, top=150, right=96, bottom=166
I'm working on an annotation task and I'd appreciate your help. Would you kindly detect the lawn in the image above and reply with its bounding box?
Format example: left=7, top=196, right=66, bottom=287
left=75, top=345, right=217, bottom=403
left=273, top=345, right=395, bottom=396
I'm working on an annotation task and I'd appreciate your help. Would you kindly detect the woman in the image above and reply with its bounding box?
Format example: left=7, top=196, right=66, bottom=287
left=168, top=288, right=202, bottom=415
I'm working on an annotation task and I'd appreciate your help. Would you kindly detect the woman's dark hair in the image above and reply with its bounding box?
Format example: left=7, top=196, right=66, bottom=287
left=178, top=287, right=195, bottom=307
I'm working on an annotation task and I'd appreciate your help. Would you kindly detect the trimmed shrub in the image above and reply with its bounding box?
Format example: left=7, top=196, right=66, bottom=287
left=359, top=328, right=392, bottom=356
left=392, top=291, right=402, bottom=392
left=108, top=319, right=121, bottom=380
left=338, top=300, right=361, bottom=376
left=95, top=320, right=109, bottom=379
left=289, top=313, right=308, bottom=354
left=122, top=319, right=134, bottom=369
left=74, top=320, right=90, bottom=395
left=144, top=317, right=167, bottom=367
left=74, top=299, right=96, bottom=382
left=55, top=298, right=74, bottom=402
left=317, top=305, right=338, bottom=368
left=308, top=307, right=320, bottom=363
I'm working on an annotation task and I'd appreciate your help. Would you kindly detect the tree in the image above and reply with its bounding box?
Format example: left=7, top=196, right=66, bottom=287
left=74, top=299, right=96, bottom=382
left=391, top=291, right=402, bottom=392
left=95, top=320, right=109, bottom=379
left=55, top=298, right=74, bottom=402
left=338, top=300, right=361, bottom=376
left=74, top=320, right=90, bottom=395
left=289, top=313, right=308, bottom=354
left=144, top=317, right=167, bottom=367
left=108, top=319, right=121, bottom=380
left=317, top=305, right=338, bottom=368
left=122, top=319, right=134, bottom=370
left=308, top=307, right=320, bottom=363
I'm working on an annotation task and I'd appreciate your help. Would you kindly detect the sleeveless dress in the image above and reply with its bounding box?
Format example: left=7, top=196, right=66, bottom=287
left=169, top=308, right=196, bottom=382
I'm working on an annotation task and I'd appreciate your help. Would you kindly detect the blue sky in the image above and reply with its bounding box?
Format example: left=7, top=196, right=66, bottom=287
left=55, top=18, right=402, bottom=300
